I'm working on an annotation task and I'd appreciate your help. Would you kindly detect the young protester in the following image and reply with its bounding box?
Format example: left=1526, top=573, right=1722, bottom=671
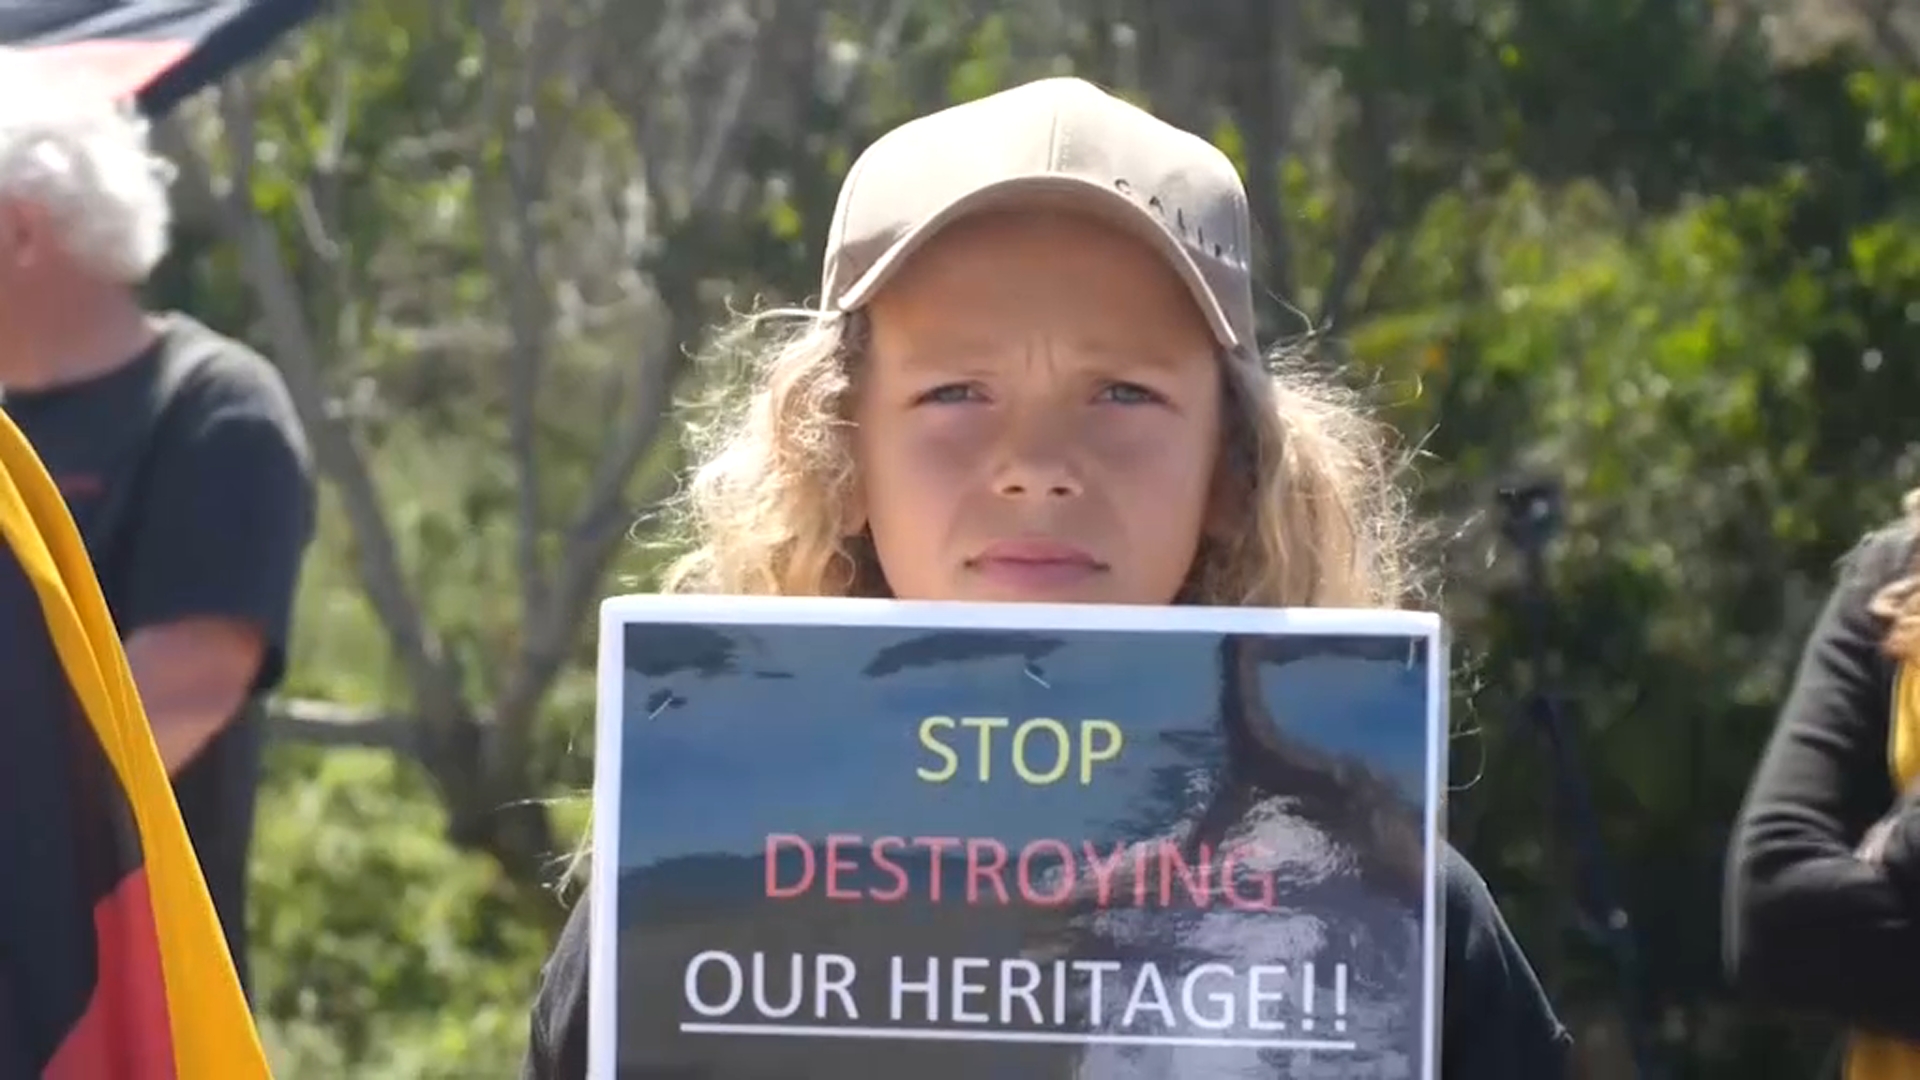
left=522, top=76, right=1572, bottom=1079
left=1726, top=500, right=1920, bottom=1078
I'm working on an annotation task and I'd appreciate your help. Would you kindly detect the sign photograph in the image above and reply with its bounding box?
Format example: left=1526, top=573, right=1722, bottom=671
left=590, top=597, right=1446, bottom=1079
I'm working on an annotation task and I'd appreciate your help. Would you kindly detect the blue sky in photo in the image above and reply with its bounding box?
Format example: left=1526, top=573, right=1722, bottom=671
left=615, top=624, right=1437, bottom=872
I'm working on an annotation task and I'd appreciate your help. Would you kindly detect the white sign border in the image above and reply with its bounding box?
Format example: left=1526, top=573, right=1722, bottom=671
left=588, top=595, right=1448, bottom=1080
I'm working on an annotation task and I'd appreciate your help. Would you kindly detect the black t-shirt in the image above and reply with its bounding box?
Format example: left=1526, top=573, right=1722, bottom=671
left=0, top=312, right=315, bottom=990
left=519, top=841, right=1572, bottom=1079
left=1724, top=520, right=1920, bottom=1040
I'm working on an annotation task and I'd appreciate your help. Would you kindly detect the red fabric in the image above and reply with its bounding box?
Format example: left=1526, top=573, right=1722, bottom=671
left=0, top=0, right=322, bottom=115
left=42, top=869, right=176, bottom=1080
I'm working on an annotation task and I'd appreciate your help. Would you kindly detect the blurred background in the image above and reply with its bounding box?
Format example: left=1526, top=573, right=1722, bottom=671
left=122, top=0, right=1920, bottom=1075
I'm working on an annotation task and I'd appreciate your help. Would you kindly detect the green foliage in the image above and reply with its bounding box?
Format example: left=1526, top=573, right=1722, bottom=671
left=1347, top=49, right=1920, bottom=1070
left=250, top=747, right=553, bottom=1079
left=192, top=0, right=1920, bottom=1075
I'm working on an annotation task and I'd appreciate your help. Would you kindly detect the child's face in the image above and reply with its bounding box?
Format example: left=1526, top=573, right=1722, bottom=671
left=852, top=209, right=1224, bottom=605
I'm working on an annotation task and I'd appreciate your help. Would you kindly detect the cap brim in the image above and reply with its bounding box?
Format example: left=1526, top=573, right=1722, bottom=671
left=832, top=174, right=1244, bottom=350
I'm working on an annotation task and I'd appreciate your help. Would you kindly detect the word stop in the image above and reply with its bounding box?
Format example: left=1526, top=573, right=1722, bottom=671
left=916, top=717, right=1124, bottom=785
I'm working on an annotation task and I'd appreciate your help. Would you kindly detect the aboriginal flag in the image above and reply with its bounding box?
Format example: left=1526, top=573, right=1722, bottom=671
left=0, top=0, right=322, bottom=115
left=0, top=413, right=267, bottom=1077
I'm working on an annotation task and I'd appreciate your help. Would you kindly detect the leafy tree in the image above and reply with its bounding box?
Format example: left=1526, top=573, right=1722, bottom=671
left=142, top=0, right=1920, bottom=1072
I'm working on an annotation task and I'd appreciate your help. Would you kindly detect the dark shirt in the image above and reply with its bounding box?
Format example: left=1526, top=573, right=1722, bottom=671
left=519, top=842, right=1572, bottom=1079
left=1, top=312, right=315, bottom=992
left=1724, top=521, right=1920, bottom=1040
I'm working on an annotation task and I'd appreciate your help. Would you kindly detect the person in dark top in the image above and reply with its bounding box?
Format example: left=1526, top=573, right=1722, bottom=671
left=1725, top=514, right=1920, bottom=1046
left=0, top=64, right=315, bottom=995
left=522, top=845, right=1571, bottom=1079
left=520, top=77, right=1571, bottom=1078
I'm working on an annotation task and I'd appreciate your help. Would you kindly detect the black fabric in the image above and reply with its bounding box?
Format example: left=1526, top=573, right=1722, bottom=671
left=1, top=313, right=314, bottom=995
left=0, top=0, right=324, bottom=115
left=0, top=510, right=101, bottom=1075
left=0, top=970, right=34, bottom=1080
left=1436, top=845, right=1574, bottom=1078
left=520, top=842, right=1572, bottom=1080
left=1725, top=520, right=1920, bottom=1041
left=523, top=885, right=592, bottom=1080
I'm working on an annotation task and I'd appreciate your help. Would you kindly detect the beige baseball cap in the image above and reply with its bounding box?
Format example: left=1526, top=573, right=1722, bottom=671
left=820, top=76, right=1259, bottom=351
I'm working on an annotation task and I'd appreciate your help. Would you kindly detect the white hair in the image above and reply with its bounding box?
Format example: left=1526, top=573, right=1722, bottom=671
left=0, top=47, right=174, bottom=283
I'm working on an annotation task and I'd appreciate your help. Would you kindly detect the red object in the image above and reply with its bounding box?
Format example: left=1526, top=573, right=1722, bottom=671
left=0, top=0, right=323, bottom=114
left=0, top=511, right=179, bottom=1076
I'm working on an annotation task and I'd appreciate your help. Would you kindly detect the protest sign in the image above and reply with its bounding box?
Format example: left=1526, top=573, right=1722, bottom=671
left=590, top=597, right=1446, bottom=1079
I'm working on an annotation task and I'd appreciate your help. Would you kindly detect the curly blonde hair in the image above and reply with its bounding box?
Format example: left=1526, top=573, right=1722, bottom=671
left=660, top=307, right=1422, bottom=611
left=1871, top=487, right=1920, bottom=661
left=555, top=308, right=1425, bottom=886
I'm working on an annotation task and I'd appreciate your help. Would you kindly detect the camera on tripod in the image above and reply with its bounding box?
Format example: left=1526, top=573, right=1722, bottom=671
left=1492, top=472, right=1664, bottom=1080
left=1497, top=477, right=1564, bottom=554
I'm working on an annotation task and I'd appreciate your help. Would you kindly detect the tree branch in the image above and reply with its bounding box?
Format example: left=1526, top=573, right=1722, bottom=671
left=1231, top=0, right=1297, bottom=311
left=486, top=355, right=685, bottom=787
left=1849, top=0, right=1920, bottom=73
left=685, top=8, right=759, bottom=206
left=266, top=697, right=418, bottom=758
left=1135, top=0, right=1216, bottom=136
left=161, top=105, right=470, bottom=732
left=1316, top=0, right=1402, bottom=331
left=486, top=3, right=769, bottom=778
left=478, top=1, right=567, bottom=635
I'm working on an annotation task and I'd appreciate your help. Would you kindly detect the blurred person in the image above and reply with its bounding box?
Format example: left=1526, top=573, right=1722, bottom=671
left=1726, top=497, right=1920, bottom=1078
left=0, top=47, right=315, bottom=996
left=521, top=76, right=1572, bottom=1080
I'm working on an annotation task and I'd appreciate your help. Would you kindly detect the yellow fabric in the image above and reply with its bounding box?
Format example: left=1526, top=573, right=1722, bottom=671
left=1845, top=662, right=1920, bottom=1079
left=0, top=409, right=269, bottom=1078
